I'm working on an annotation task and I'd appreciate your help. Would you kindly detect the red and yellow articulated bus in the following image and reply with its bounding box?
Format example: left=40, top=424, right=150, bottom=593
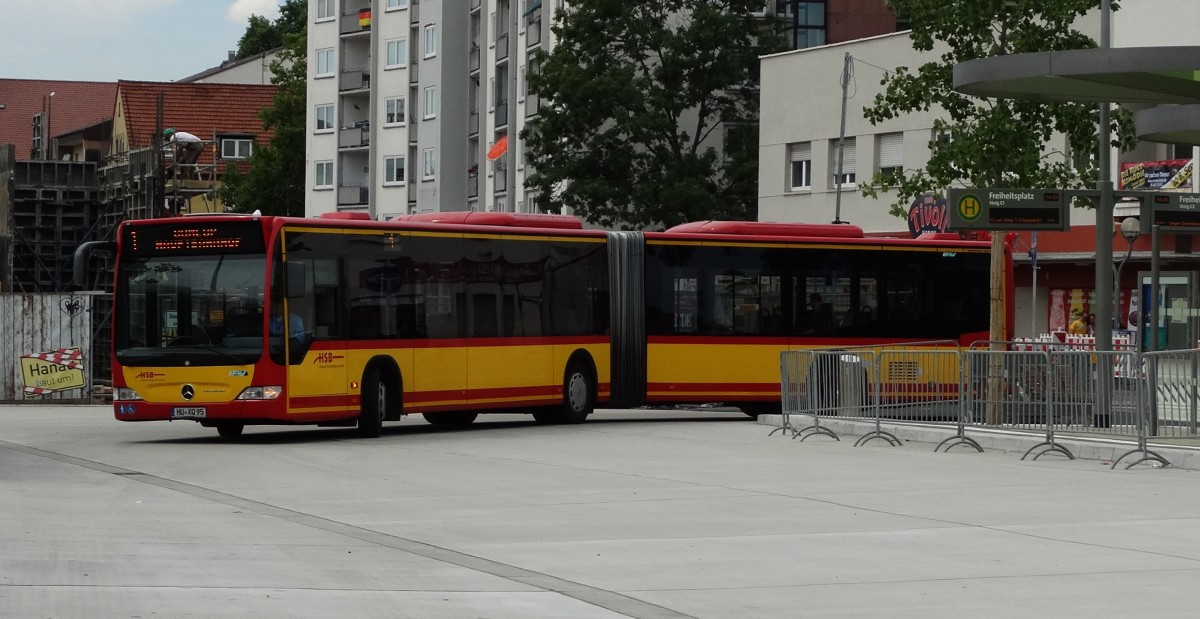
left=75, top=212, right=1010, bottom=437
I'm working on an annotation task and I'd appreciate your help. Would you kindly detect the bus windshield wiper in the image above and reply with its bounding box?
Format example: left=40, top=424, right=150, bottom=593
left=165, top=344, right=253, bottom=365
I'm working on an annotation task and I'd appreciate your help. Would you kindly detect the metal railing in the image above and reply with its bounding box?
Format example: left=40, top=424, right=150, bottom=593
left=778, top=341, right=1190, bottom=469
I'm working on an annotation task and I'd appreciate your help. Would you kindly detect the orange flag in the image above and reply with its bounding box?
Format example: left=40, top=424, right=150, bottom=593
left=486, top=134, right=508, bottom=161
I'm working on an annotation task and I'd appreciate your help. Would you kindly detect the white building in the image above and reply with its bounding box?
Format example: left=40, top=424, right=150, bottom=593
left=757, top=4, right=1199, bottom=234
left=306, top=0, right=559, bottom=219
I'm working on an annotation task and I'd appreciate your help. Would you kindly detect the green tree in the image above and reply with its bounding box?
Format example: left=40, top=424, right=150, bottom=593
left=222, top=21, right=307, bottom=216
left=862, top=0, right=1136, bottom=214
left=523, top=1, right=786, bottom=230
left=235, top=0, right=308, bottom=59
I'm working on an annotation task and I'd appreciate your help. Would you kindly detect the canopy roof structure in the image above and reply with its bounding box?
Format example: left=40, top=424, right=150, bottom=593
left=953, top=46, right=1200, bottom=144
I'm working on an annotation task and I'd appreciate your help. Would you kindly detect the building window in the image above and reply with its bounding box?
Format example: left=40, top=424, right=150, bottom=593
left=423, top=86, right=437, bottom=119
left=315, top=48, right=334, bottom=77
left=221, top=138, right=253, bottom=160
left=779, top=1, right=827, bottom=49
left=386, top=38, right=407, bottom=68
left=424, top=24, right=438, bottom=58
left=316, top=0, right=334, bottom=20
left=386, top=0, right=407, bottom=10
left=789, top=142, right=812, bottom=190
left=315, top=104, right=334, bottom=132
left=422, top=148, right=436, bottom=179
left=830, top=139, right=856, bottom=186
left=876, top=132, right=903, bottom=181
left=315, top=161, right=333, bottom=189
left=384, top=97, right=406, bottom=126
left=384, top=156, right=406, bottom=185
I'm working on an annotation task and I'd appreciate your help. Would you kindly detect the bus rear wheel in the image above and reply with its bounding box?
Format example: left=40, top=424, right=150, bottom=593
left=216, top=423, right=244, bottom=438
left=423, top=412, right=478, bottom=426
left=358, top=367, right=388, bottom=438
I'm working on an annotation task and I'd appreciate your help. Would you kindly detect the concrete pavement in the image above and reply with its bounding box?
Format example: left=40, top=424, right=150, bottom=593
left=3, top=404, right=1200, bottom=618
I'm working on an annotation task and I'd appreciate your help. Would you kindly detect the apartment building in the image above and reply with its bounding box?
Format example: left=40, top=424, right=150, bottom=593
left=306, top=0, right=557, bottom=219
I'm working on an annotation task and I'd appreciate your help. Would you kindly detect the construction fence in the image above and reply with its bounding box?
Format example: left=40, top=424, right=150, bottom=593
left=778, top=341, right=1197, bottom=468
left=0, top=292, right=102, bottom=402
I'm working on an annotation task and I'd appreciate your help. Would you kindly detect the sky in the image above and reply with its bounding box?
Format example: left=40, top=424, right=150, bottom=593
left=0, top=0, right=283, bottom=83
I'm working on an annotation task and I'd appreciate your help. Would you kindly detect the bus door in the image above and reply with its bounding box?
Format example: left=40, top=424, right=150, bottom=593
left=279, top=257, right=349, bottom=417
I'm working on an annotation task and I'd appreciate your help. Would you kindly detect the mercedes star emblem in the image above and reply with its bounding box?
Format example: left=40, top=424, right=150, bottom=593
left=181, top=384, right=195, bottom=400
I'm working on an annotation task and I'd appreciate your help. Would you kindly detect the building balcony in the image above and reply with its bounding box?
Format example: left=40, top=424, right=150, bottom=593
left=338, top=124, right=369, bottom=149
left=339, top=68, right=370, bottom=92
left=525, top=94, right=541, bottom=118
left=338, top=183, right=369, bottom=206
left=526, top=18, right=541, bottom=48
left=340, top=8, right=371, bottom=35
left=495, top=101, right=508, bottom=127
left=469, top=44, right=480, bottom=73
left=494, top=165, right=508, bottom=192
left=496, top=32, right=510, bottom=62
left=468, top=110, right=479, bottom=136
left=467, top=172, right=479, bottom=199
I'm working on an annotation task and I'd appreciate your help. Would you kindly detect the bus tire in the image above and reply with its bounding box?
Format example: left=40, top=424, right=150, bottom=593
left=737, top=403, right=779, bottom=419
left=560, top=360, right=595, bottom=424
left=216, top=423, right=244, bottom=438
left=358, top=367, right=388, bottom=438
left=423, top=412, right=478, bottom=426
left=531, top=359, right=596, bottom=424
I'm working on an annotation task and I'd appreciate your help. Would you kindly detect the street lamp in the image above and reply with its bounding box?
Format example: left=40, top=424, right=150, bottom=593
left=1114, top=216, right=1140, bottom=330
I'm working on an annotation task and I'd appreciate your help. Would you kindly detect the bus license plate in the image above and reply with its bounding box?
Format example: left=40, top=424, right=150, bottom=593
left=172, top=407, right=207, bottom=418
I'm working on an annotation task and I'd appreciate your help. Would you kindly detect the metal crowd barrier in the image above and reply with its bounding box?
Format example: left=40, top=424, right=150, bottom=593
left=777, top=342, right=959, bottom=445
left=777, top=341, right=1191, bottom=469
left=1142, top=350, right=1200, bottom=439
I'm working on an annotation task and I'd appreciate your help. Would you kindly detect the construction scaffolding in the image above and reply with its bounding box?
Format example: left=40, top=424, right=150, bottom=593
left=1, top=137, right=226, bottom=385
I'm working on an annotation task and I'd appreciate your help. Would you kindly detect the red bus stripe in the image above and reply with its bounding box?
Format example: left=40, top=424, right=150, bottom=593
left=309, top=335, right=609, bottom=350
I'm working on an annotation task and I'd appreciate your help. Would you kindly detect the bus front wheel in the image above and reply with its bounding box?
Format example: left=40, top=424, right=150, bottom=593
left=358, top=367, right=388, bottom=438
left=216, top=423, right=244, bottom=438
left=423, top=412, right=478, bottom=426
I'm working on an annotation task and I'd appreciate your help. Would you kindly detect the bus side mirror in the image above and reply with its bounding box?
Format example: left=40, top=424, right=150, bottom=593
left=286, top=261, right=307, bottom=298
left=73, top=241, right=115, bottom=288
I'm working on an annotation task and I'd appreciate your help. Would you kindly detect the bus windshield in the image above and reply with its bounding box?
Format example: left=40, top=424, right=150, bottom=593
left=115, top=254, right=268, bottom=366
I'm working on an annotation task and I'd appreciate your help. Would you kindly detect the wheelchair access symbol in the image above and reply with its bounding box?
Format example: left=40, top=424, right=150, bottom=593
left=956, top=193, right=983, bottom=222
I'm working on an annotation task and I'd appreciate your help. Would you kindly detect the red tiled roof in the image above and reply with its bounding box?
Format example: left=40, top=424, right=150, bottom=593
left=117, top=80, right=278, bottom=150
left=0, top=79, right=117, bottom=159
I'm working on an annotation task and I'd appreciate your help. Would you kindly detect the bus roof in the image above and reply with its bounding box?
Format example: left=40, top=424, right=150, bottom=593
left=665, top=220, right=865, bottom=238
left=381, top=211, right=584, bottom=229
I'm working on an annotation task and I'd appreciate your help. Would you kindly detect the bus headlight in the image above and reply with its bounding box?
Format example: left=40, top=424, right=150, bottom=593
left=237, top=386, right=282, bottom=400
left=114, top=388, right=142, bottom=401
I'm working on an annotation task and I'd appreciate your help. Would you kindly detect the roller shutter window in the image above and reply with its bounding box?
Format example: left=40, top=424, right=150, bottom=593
left=878, top=132, right=903, bottom=181
left=831, top=139, right=856, bottom=185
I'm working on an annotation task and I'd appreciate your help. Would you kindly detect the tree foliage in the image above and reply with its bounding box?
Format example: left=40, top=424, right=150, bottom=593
left=862, top=0, right=1136, bottom=216
left=236, top=0, right=308, bottom=59
left=222, top=10, right=307, bottom=216
left=523, top=1, right=786, bottom=230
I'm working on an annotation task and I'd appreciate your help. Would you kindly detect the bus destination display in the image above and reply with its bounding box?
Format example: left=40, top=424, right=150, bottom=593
left=123, top=221, right=267, bottom=255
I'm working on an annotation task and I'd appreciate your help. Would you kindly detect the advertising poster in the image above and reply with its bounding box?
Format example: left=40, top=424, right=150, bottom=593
left=1118, top=158, right=1193, bottom=191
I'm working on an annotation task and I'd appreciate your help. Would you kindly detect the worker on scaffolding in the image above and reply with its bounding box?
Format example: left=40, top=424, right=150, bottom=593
left=163, top=128, right=204, bottom=168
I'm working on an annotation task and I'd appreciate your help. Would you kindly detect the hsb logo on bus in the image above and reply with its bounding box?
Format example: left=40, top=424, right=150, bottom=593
left=957, top=194, right=983, bottom=221
left=313, top=352, right=340, bottom=364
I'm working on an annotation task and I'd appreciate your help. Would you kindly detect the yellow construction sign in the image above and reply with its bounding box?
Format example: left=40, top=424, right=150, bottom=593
left=20, top=347, right=86, bottom=395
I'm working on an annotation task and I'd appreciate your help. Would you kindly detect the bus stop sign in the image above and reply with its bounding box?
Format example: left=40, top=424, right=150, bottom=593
left=947, top=187, right=1069, bottom=231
